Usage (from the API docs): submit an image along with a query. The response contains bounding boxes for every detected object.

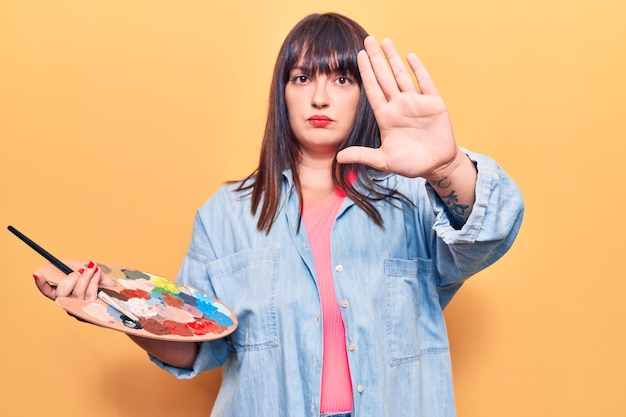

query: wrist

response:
[424,148,469,187]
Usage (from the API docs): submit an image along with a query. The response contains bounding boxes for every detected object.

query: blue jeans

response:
[320,413,351,417]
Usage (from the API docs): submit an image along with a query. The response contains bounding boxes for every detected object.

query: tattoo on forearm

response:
[428,176,451,189]
[428,178,470,227]
[440,190,469,221]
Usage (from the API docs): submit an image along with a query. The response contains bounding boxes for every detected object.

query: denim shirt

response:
[152,151,524,417]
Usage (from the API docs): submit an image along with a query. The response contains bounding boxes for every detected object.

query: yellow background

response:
[1,1,624,416]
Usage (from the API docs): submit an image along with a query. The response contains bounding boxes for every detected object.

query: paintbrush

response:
[97,291,140,321]
[97,290,142,329]
[7,225,74,275]
[8,225,144,330]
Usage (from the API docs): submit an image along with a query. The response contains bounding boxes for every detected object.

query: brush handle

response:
[7,225,74,275]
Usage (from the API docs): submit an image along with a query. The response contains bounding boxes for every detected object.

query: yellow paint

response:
[1,1,625,416]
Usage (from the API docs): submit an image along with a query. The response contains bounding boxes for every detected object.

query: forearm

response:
[128,334,199,370]
[426,147,477,228]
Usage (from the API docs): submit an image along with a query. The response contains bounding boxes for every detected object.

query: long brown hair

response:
[237,12,408,233]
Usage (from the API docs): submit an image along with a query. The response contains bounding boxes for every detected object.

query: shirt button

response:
[335,265,343,272]
[357,385,364,393]
[341,300,349,308]
[348,343,356,351]
[303,243,309,250]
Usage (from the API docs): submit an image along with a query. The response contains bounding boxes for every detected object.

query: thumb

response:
[33,272,57,300]
[337,146,387,170]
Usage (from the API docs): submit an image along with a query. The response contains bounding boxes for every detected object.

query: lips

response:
[308,115,332,127]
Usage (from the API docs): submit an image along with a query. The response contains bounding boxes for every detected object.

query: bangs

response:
[282,14,366,81]
[292,39,360,78]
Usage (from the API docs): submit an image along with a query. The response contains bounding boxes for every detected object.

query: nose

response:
[311,78,329,109]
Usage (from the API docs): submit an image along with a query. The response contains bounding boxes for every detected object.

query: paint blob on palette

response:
[37,261,238,342]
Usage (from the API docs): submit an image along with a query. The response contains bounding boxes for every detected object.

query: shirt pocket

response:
[385,257,424,365]
[206,247,279,352]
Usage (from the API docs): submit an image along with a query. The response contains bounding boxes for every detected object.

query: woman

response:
[34,12,524,417]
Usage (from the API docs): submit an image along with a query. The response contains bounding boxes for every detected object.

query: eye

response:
[291,75,310,84]
[336,76,352,85]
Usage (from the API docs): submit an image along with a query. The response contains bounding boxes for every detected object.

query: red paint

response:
[188,318,223,335]
[120,288,150,300]
[162,320,194,337]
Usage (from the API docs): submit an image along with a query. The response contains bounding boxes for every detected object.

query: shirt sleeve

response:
[149,208,235,379]
[149,334,230,379]
[424,150,524,306]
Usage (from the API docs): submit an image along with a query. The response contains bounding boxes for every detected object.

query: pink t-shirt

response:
[303,190,353,413]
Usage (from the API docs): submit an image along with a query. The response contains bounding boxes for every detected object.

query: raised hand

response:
[336,36,459,180]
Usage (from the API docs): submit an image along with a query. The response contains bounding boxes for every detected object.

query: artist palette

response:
[37,261,238,342]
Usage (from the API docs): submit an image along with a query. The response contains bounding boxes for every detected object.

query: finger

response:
[380,38,417,93]
[358,48,388,112]
[71,266,94,299]
[336,146,388,171]
[406,52,439,96]
[33,273,57,300]
[362,36,400,100]
[55,271,82,298]
[85,267,104,301]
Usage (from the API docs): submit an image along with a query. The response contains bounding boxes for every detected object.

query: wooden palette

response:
[37,261,238,342]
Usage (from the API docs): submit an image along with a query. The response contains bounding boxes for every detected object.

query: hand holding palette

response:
[9,225,237,342]
[37,260,238,341]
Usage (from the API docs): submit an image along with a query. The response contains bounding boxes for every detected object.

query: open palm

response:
[337,36,458,180]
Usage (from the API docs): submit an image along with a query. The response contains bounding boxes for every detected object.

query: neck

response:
[298,153,336,204]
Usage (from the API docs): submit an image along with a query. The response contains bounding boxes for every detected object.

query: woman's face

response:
[285,63,361,159]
